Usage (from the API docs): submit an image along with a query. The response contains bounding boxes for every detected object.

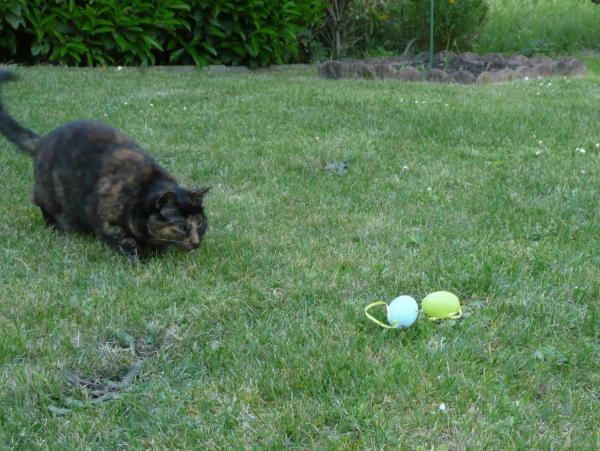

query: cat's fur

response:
[0,70,210,261]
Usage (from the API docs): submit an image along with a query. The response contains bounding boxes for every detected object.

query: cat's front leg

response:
[98,223,141,263]
[118,237,141,264]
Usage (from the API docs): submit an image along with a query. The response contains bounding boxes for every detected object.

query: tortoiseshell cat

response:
[0,71,210,261]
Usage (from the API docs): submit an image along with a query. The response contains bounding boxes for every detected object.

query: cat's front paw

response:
[119,238,141,263]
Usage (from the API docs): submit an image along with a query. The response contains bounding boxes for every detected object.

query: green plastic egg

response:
[421,291,461,320]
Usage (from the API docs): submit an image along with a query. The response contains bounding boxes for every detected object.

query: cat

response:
[0,70,210,262]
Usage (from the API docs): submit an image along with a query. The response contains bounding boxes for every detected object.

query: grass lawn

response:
[476,0,600,55]
[1,61,599,449]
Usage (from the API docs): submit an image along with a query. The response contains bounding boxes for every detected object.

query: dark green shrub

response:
[376,0,489,54]
[321,0,488,57]
[0,0,26,57]
[0,0,327,67]
[168,0,326,67]
[25,0,190,66]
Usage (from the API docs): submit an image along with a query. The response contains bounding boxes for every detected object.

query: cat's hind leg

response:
[33,195,62,230]
[39,206,57,228]
[33,187,63,230]
[37,206,73,232]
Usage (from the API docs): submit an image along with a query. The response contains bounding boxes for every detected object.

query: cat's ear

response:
[189,187,211,205]
[155,190,177,210]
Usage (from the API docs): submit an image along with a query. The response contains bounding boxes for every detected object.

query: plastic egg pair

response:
[365,291,462,329]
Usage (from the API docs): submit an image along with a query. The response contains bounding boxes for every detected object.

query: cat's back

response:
[35,120,163,180]
[38,120,139,163]
[32,120,168,229]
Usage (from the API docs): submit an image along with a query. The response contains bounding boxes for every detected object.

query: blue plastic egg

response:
[387,295,419,328]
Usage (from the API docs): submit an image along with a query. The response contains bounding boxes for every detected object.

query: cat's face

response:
[146,188,209,251]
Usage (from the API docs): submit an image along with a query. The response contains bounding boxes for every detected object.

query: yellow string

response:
[426,304,462,321]
[364,301,398,329]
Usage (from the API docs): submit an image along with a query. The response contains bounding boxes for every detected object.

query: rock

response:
[394,66,422,81]
[451,70,476,84]
[476,71,493,84]
[374,63,395,79]
[385,55,415,68]
[530,55,554,66]
[318,53,583,84]
[427,68,450,83]
[318,60,348,79]
[477,68,517,83]
[482,53,506,67]
[434,51,458,66]
[496,68,517,82]
[414,52,431,65]
[459,52,483,66]
[556,57,586,76]
[514,66,536,79]
[353,62,377,79]
[532,63,556,77]
[506,55,530,68]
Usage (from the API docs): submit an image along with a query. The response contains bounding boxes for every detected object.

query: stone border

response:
[318,52,586,84]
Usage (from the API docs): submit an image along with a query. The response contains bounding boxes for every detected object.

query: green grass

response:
[475,0,600,55]
[1,64,599,449]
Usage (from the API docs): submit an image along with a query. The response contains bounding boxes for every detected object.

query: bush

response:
[321,0,489,57]
[0,0,327,67]
[169,0,326,67]
[0,0,26,57]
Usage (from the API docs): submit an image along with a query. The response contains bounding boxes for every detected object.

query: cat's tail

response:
[0,71,41,157]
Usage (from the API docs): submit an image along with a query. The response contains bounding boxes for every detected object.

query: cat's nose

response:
[189,231,200,248]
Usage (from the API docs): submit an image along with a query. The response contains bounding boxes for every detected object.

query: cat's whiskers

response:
[148,238,182,245]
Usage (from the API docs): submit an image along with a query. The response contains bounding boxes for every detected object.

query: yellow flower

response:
[449,0,457,4]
